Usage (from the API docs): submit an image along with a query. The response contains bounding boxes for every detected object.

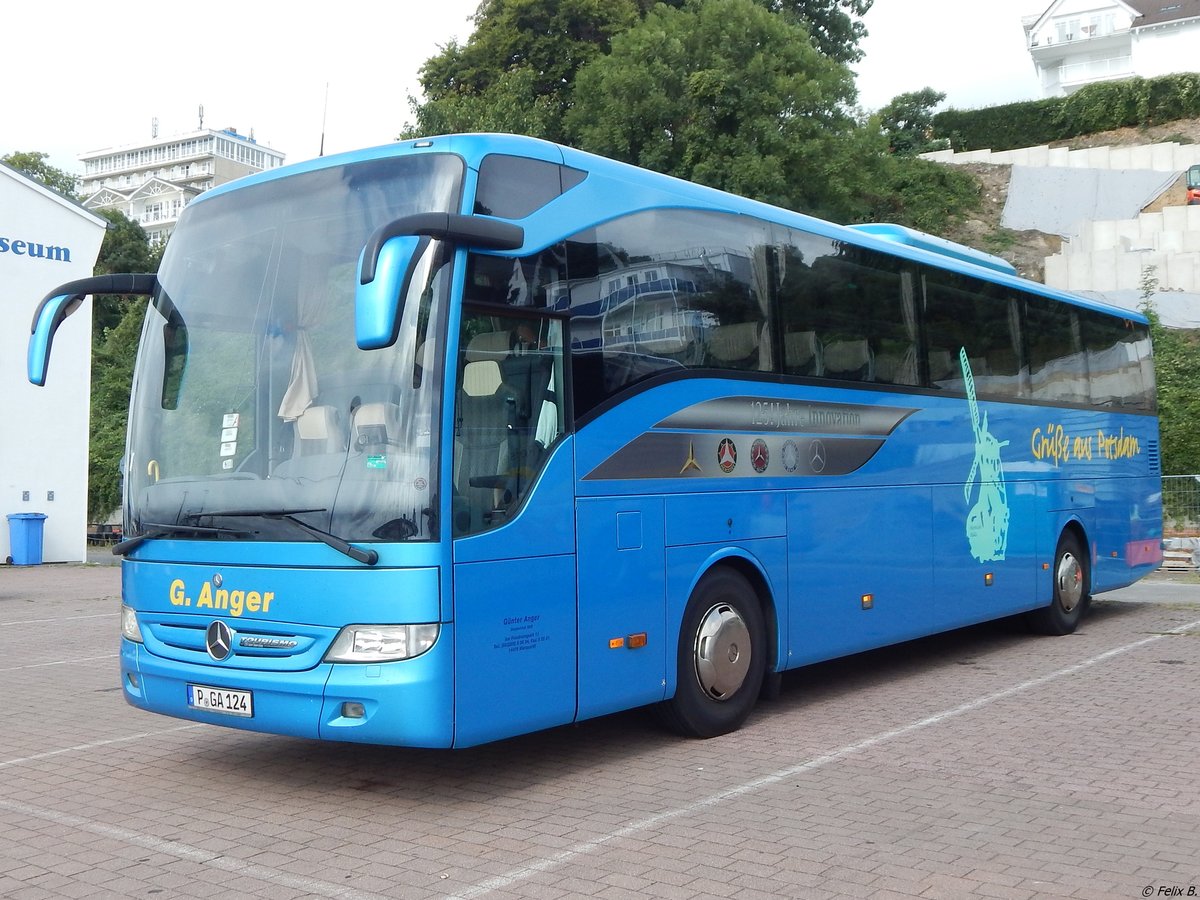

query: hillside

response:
[939,117,1200,284]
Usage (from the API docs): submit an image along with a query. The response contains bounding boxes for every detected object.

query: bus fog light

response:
[342,701,366,719]
[324,623,439,662]
[121,605,144,643]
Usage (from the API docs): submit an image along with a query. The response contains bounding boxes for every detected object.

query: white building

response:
[1025,0,1200,97]
[1,163,106,564]
[79,126,285,244]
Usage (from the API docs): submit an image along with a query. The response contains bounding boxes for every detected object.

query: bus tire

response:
[1027,531,1090,635]
[659,567,766,738]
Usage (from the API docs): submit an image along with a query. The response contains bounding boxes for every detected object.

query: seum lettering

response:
[1030,423,1141,466]
[0,235,72,262]
[168,578,275,617]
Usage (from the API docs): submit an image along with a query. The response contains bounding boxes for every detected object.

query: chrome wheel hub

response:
[694,603,751,701]
[1056,551,1084,613]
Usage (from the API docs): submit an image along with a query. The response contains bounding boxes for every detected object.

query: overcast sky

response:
[2,0,1044,177]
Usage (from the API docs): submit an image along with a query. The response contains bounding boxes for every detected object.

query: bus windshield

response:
[125,154,463,546]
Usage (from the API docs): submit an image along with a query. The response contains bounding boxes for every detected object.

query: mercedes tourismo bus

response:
[28,134,1162,748]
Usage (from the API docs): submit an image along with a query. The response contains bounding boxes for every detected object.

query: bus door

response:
[449,309,578,747]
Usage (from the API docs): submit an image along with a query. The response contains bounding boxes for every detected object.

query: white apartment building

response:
[1025,0,1200,97]
[79,127,285,244]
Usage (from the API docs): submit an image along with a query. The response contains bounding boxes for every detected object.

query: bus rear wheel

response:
[659,567,767,738]
[1027,531,1090,635]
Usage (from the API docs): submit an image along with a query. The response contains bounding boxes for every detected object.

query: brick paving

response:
[0,562,1196,899]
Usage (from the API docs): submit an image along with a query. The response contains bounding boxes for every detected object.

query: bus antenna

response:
[319,83,329,157]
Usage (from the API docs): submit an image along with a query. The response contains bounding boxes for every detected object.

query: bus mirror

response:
[356,213,523,350]
[27,273,156,385]
[356,235,427,350]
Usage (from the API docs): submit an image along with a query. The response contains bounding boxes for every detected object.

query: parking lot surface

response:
[0,561,1197,900]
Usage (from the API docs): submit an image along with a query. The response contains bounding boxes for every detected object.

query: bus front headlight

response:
[121,605,143,643]
[324,624,439,662]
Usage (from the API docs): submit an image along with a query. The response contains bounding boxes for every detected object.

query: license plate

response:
[187,684,253,717]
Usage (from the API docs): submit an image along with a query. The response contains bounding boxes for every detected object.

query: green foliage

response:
[933,73,1200,152]
[566,0,861,217]
[878,87,946,156]
[1140,269,1200,476]
[1,150,80,199]
[403,0,873,143]
[860,155,981,233]
[89,304,146,521]
[756,0,874,64]
[933,98,1067,153]
[92,208,163,336]
[406,0,642,141]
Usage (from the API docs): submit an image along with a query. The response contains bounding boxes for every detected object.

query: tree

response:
[1140,269,1200,476]
[878,87,947,156]
[404,0,873,141]
[406,0,641,141]
[1,150,79,199]
[87,211,163,522]
[566,0,863,218]
[757,0,873,64]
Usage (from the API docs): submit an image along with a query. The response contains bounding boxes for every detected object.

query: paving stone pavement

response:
[0,562,1197,899]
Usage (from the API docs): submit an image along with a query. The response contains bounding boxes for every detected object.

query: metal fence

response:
[1163,474,1200,536]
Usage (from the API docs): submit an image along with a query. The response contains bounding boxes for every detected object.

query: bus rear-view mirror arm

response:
[28,273,157,386]
[355,213,524,351]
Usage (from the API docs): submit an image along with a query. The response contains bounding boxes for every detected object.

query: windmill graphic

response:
[961,348,1009,562]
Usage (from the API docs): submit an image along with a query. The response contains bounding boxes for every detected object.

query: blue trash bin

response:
[7,513,48,566]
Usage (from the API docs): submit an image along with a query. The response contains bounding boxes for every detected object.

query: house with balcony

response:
[78,126,285,244]
[1025,0,1200,97]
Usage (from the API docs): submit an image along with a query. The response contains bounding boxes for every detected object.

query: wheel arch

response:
[682,548,781,676]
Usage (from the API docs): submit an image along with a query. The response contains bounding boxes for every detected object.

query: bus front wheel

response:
[1028,531,1090,635]
[659,567,767,738]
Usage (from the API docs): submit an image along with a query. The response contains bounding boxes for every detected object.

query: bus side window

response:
[453,312,565,537]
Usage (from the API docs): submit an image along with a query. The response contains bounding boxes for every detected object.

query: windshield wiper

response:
[112,522,252,557]
[204,509,379,566]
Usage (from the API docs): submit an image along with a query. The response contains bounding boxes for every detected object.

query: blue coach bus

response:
[29,134,1161,747]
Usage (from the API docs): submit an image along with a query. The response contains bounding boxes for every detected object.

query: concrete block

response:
[1164,253,1196,291]
[1118,252,1145,289]
[1067,253,1094,289]
[1117,220,1143,248]
[1129,146,1155,169]
[1152,143,1178,171]
[1086,147,1111,169]
[1027,145,1051,167]
[1163,206,1189,231]
[1044,253,1069,289]
[1156,230,1185,253]
[1110,147,1133,169]
[1182,231,1200,252]
[1092,249,1119,290]
[1140,212,1164,239]
[1089,220,1119,251]
[1048,147,1071,166]
[1068,149,1091,168]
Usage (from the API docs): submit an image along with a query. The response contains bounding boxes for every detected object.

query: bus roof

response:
[193,132,1149,326]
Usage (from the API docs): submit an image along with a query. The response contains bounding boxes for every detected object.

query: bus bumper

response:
[120,626,456,748]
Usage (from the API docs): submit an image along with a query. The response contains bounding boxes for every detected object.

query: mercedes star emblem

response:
[809,439,827,474]
[205,620,233,661]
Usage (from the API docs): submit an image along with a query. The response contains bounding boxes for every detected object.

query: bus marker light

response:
[984,573,994,587]
[1043,563,1050,570]
[627,633,648,649]
[861,594,874,610]
[342,702,366,719]
[609,638,625,649]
